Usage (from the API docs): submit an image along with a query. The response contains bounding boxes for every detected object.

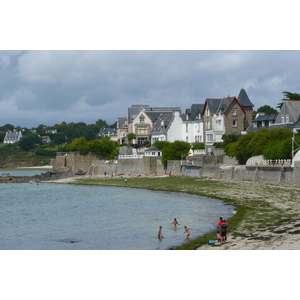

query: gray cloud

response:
[0,50,300,128]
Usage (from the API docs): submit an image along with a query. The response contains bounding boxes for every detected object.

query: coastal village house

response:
[203,89,254,153]
[150,110,183,143]
[247,112,277,132]
[117,104,181,145]
[181,104,205,144]
[3,130,23,144]
[270,100,300,130]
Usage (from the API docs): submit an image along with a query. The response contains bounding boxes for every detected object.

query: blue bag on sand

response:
[208,240,215,245]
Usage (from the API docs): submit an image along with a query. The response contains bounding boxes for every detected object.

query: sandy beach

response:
[44,174,300,250]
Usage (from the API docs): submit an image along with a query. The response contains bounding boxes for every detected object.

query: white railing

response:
[118,155,144,159]
[192,149,206,155]
[247,159,292,167]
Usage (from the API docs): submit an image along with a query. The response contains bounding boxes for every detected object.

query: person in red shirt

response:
[217,217,224,228]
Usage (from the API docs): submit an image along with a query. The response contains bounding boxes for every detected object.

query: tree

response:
[66,137,88,154]
[18,134,41,151]
[161,141,190,166]
[52,132,66,149]
[252,105,278,119]
[127,133,136,145]
[0,123,14,132]
[192,142,205,149]
[153,141,170,150]
[96,119,108,129]
[0,131,5,142]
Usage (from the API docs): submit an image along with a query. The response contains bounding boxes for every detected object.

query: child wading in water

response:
[170,218,180,229]
[184,226,192,239]
[158,226,164,239]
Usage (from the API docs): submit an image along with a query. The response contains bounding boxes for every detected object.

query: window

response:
[140,116,145,123]
[233,119,237,127]
[207,134,213,142]
[206,121,211,130]
[286,114,289,123]
[281,115,285,123]
[137,126,148,135]
[206,109,210,116]
[186,124,188,133]
[232,108,237,116]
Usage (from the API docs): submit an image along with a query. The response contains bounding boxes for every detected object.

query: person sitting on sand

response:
[184,226,191,239]
[170,218,180,229]
[158,226,164,239]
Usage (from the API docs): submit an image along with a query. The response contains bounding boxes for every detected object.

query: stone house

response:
[117,104,182,145]
[202,89,254,152]
[3,130,23,144]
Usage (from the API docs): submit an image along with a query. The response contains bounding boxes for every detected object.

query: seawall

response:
[51,152,300,184]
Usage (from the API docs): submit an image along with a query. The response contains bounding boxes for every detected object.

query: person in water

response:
[170,218,180,229]
[158,226,164,239]
[184,226,191,239]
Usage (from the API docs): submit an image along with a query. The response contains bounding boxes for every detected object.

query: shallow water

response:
[0,181,234,250]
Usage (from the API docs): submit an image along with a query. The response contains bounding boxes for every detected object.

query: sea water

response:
[0,179,235,250]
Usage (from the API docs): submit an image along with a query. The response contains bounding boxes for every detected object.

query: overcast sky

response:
[1,1,299,129]
[0,50,299,128]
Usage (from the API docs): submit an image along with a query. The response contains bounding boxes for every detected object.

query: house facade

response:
[3,130,23,144]
[270,100,300,130]
[203,89,254,152]
[150,110,183,143]
[117,104,182,145]
[247,113,277,132]
[181,104,205,144]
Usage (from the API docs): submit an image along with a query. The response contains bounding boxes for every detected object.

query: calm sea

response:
[0,171,235,250]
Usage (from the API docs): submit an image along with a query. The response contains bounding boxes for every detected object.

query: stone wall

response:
[52,152,300,184]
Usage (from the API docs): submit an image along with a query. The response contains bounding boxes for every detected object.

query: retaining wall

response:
[52,152,300,184]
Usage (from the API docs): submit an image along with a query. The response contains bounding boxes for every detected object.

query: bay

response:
[0,180,234,250]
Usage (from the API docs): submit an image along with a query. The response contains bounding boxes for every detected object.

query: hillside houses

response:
[116,88,255,153]
[3,130,22,144]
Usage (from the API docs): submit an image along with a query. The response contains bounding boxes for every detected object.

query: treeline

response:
[220,128,300,164]
[0,119,117,159]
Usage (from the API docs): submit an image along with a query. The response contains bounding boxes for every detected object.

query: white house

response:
[150,110,183,143]
[181,104,205,144]
[3,130,23,144]
[144,146,162,157]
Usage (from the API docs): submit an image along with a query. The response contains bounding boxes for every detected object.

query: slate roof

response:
[117,117,127,128]
[247,114,278,132]
[151,113,174,134]
[238,88,254,107]
[206,97,233,114]
[182,104,205,121]
[4,131,22,143]
[144,146,161,152]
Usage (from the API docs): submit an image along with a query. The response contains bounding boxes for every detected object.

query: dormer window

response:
[140,116,145,123]
[286,114,289,123]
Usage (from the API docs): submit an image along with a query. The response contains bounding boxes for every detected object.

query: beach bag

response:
[208,240,215,245]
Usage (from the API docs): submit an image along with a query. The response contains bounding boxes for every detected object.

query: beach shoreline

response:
[43,174,300,250]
